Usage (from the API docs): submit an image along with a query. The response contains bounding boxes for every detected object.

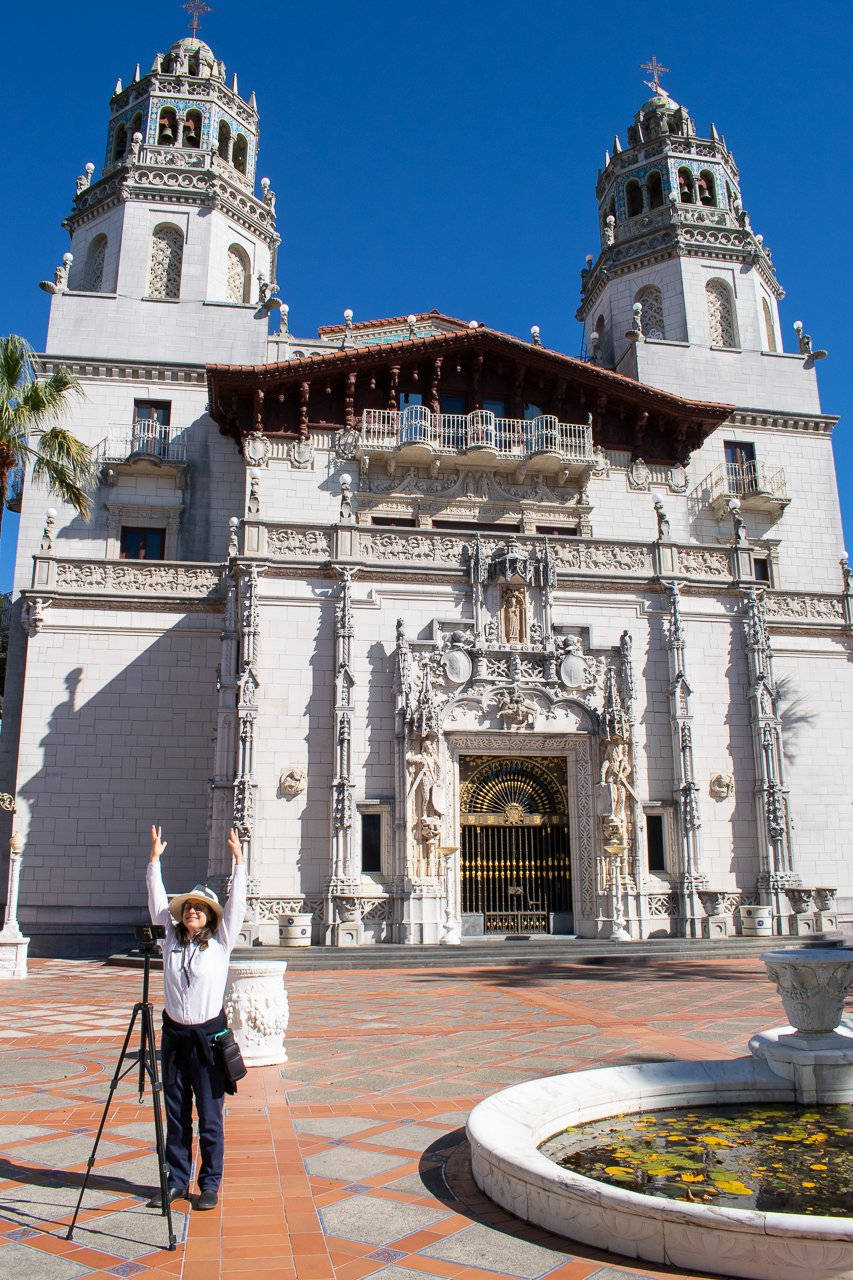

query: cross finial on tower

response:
[183,0,212,38]
[641,55,670,96]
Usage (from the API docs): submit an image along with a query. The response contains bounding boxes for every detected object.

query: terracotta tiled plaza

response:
[0,955,794,1280]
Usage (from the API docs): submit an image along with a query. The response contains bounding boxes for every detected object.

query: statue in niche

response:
[597,740,637,852]
[406,733,445,877]
[503,588,526,644]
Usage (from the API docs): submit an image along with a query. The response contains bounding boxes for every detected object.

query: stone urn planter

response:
[761,947,853,1034]
[224,958,289,1066]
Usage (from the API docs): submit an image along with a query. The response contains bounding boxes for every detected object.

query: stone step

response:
[108,933,841,973]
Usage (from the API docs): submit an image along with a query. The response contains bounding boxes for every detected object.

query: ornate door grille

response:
[460,757,571,934]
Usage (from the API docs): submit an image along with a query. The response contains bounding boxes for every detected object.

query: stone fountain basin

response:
[467,1056,853,1280]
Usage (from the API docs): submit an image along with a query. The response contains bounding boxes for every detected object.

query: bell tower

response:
[43,35,280,365]
[576,63,820,413]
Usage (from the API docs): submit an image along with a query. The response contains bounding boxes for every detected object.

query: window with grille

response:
[81,235,107,292]
[148,225,184,299]
[226,244,251,303]
[635,285,665,340]
[706,279,737,348]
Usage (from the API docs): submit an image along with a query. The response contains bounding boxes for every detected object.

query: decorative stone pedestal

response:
[224,959,288,1066]
[788,911,816,936]
[817,911,839,933]
[701,913,729,940]
[0,835,29,979]
[699,891,730,940]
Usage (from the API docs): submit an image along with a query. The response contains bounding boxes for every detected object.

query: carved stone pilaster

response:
[326,568,357,943]
[743,587,799,927]
[663,582,707,936]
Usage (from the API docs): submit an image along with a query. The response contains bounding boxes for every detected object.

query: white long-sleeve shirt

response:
[147,860,248,1025]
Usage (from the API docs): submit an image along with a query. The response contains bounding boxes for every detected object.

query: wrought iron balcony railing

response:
[94,422,188,464]
[360,408,594,462]
[688,459,789,517]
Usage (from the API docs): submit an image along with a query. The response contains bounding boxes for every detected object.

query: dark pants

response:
[161,1015,226,1193]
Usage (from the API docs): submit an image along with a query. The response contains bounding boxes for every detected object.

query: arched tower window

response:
[183,109,202,148]
[706,279,738,348]
[148,224,184,299]
[157,108,178,146]
[226,244,251,303]
[82,234,107,292]
[113,123,128,162]
[217,120,231,160]
[698,170,716,206]
[678,167,695,203]
[635,286,665,340]
[762,297,778,353]
[233,134,248,174]
[646,170,663,209]
[625,179,643,217]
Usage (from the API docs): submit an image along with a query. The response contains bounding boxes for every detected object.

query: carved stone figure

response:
[495,685,536,730]
[653,498,670,541]
[247,472,260,515]
[278,766,307,799]
[597,740,636,849]
[709,771,734,800]
[406,733,444,877]
[503,588,526,644]
[339,474,354,522]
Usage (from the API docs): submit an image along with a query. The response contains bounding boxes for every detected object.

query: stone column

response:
[0,831,29,979]
[326,568,361,945]
[663,582,706,936]
[742,587,799,929]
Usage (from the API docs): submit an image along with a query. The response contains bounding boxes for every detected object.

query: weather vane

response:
[183,0,212,39]
[641,55,670,96]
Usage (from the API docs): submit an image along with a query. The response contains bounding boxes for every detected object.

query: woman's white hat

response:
[168,884,223,924]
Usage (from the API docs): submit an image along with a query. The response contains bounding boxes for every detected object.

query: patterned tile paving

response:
[0,954,788,1278]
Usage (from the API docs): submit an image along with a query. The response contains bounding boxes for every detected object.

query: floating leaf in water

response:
[604,1166,635,1180]
[810,1163,828,1171]
[680,1173,705,1182]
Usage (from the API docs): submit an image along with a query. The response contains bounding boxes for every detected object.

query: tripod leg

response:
[66,1003,142,1241]
[142,1002,177,1249]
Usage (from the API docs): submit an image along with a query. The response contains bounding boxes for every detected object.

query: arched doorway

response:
[459,756,572,934]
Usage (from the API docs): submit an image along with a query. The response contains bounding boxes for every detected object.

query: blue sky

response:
[1,0,850,589]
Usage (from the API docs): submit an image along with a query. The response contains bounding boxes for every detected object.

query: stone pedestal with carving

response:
[699,891,730,940]
[224,959,288,1066]
[814,888,838,935]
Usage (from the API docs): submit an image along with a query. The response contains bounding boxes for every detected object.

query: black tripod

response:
[66,936,176,1250]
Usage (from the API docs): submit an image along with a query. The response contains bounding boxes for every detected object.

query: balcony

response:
[95,422,188,465]
[359,408,595,481]
[689,460,789,518]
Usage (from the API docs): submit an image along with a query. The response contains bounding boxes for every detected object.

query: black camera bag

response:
[213,1028,247,1088]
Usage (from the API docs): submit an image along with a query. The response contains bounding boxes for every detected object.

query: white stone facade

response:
[1,40,850,953]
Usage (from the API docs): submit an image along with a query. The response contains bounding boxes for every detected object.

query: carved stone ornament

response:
[335,429,360,460]
[560,651,588,691]
[785,887,815,915]
[288,439,314,469]
[442,647,472,686]
[761,949,853,1034]
[224,959,289,1065]
[628,458,651,491]
[278,766,307,799]
[242,432,272,468]
[494,684,537,730]
[709,771,735,800]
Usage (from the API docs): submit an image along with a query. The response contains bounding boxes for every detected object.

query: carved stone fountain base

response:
[750,1022,853,1104]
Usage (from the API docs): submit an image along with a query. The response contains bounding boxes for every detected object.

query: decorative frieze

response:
[762,593,844,623]
[48,559,221,597]
[265,527,330,559]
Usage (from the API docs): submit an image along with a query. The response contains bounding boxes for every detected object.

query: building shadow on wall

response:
[15,613,221,958]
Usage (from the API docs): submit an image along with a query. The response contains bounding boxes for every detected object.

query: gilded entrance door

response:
[459,756,571,934]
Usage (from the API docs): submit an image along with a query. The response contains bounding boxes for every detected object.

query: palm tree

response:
[0,334,98,538]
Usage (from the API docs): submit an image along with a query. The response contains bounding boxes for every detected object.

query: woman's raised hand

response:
[227,827,244,865]
[150,824,167,862]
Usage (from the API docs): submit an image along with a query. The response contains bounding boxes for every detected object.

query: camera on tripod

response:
[135,922,165,954]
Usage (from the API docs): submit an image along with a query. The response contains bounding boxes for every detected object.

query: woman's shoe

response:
[146,1186,188,1208]
[195,1189,218,1210]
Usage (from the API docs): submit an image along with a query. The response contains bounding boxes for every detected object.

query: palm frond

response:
[28,453,93,521]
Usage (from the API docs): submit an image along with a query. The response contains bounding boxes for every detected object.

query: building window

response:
[634,285,665,340]
[120,527,166,560]
[183,109,202,148]
[646,170,664,208]
[725,441,757,495]
[645,812,667,873]
[706,278,738,348]
[217,119,231,160]
[113,123,128,162]
[440,393,465,414]
[361,812,382,874]
[698,169,716,206]
[535,525,578,537]
[762,298,778,353]
[753,556,770,583]
[233,133,248,174]
[678,167,695,203]
[148,224,184,299]
[81,235,107,292]
[625,179,643,217]
[132,400,171,454]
